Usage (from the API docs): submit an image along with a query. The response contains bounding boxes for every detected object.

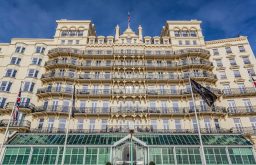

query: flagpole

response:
[61,84,75,165]
[189,77,206,165]
[0,81,23,161]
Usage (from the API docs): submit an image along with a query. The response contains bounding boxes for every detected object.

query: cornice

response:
[206,36,247,45]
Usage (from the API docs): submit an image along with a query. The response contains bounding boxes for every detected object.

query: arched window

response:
[190,28,197,37]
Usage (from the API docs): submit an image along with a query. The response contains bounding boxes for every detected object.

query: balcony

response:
[0,102,36,114]
[227,106,256,115]
[48,48,113,58]
[223,88,256,97]
[47,48,210,59]
[0,119,31,131]
[45,59,112,70]
[37,87,221,99]
[32,105,226,116]
[28,126,253,135]
[41,71,217,83]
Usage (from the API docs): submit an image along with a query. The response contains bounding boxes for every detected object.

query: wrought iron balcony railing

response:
[1,102,36,112]
[48,48,210,58]
[223,88,256,97]
[37,87,221,97]
[227,106,256,114]
[33,105,226,115]
[0,119,31,128]
[41,71,217,81]
[29,126,256,135]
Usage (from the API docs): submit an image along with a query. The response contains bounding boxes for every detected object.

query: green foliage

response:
[149,161,155,165]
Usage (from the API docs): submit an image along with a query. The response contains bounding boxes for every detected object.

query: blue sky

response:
[0,0,256,52]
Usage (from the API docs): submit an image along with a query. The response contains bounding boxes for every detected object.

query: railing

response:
[4,102,36,111]
[29,126,256,135]
[41,71,217,81]
[44,59,213,68]
[33,105,226,114]
[223,88,256,96]
[227,106,256,114]
[37,87,221,96]
[0,119,31,128]
[48,48,210,57]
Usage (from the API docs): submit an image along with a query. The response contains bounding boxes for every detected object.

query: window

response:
[212,49,219,55]
[233,118,243,132]
[190,31,197,37]
[175,119,181,131]
[27,69,39,78]
[89,119,95,131]
[68,40,73,45]
[173,101,179,112]
[174,31,180,37]
[228,100,237,113]
[223,84,231,94]
[233,70,241,78]
[0,97,7,108]
[178,40,182,45]
[247,68,256,76]
[35,46,45,54]
[77,119,83,130]
[238,45,245,52]
[214,119,220,130]
[163,119,169,130]
[250,117,256,129]
[215,59,223,67]
[10,57,21,65]
[170,85,177,94]
[204,118,211,133]
[243,99,253,112]
[151,120,157,130]
[15,46,26,53]
[181,31,189,37]
[192,118,198,132]
[101,119,107,130]
[0,81,12,92]
[5,69,17,77]
[75,40,79,44]
[31,58,42,65]
[185,40,190,45]
[238,83,246,93]
[23,82,35,92]
[48,118,54,132]
[192,40,197,45]
[61,40,65,44]
[219,71,227,79]
[242,56,251,64]
[229,58,237,66]
[38,119,44,129]
[225,47,232,54]
[59,118,66,132]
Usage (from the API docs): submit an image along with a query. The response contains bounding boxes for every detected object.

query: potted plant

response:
[149,161,155,165]
[105,162,112,165]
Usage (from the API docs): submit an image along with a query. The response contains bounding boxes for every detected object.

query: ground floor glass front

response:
[2,146,256,165]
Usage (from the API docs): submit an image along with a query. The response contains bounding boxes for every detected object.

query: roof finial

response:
[128,12,131,29]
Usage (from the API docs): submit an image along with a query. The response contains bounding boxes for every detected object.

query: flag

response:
[71,85,76,118]
[13,85,22,121]
[190,79,217,106]
[251,77,256,87]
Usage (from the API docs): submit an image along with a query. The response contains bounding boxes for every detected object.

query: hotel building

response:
[0,19,256,164]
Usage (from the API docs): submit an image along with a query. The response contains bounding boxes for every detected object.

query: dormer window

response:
[61,30,68,37]
[134,39,137,43]
[145,40,150,44]
[98,39,104,44]
[89,39,94,44]
[61,30,84,37]
[108,40,112,44]
[164,40,168,44]
[154,40,159,44]
[127,38,131,44]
